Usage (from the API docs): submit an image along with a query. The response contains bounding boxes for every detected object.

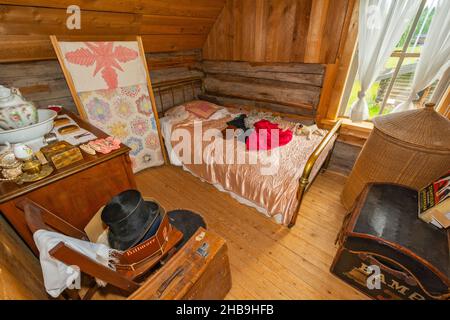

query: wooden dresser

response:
[0,111,136,255]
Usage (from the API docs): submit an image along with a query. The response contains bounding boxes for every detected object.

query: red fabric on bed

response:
[246,119,293,151]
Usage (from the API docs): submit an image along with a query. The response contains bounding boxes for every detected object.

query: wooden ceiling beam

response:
[0,34,206,62]
[0,0,226,61]
[0,5,216,35]
[0,0,226,18]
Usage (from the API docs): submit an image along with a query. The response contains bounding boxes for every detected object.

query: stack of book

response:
[418,171,450,229]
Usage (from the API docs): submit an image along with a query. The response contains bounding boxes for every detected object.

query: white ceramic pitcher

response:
[0,85,38,130]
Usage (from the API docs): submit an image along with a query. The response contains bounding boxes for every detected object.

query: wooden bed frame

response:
[145,76,342,228]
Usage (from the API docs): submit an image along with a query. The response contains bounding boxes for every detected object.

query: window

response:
[339,0,444,119]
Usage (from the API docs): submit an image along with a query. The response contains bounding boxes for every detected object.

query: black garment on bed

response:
[226,114,248,131]
[168,210,207,248]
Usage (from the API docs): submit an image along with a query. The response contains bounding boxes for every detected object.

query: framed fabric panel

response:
[57,41,147,93]
[51,36,166,172]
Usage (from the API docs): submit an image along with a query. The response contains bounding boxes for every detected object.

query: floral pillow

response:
[184,100,220,119]
[78,84,164,173]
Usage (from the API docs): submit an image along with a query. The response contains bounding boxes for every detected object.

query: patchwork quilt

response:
[58,41,164,172]
[79,84,164,172]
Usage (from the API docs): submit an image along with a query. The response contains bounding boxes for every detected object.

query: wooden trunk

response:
[129,228,232,300]
[332,184,450,300]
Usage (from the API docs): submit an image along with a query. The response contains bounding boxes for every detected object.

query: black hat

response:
[101,190,161,251]
[168,210,206,248]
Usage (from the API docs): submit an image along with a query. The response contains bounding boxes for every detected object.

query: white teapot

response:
[0,85,38,130]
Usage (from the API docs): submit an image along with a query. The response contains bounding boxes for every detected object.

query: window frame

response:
[338,0,444,119]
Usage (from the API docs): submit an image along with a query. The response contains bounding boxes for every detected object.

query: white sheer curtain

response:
[349,0,421,121]
[393,0,450,112]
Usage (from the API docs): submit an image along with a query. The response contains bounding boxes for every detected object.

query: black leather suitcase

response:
[331,184,450,300]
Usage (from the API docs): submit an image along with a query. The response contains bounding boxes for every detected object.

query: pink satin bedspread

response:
[166,108,336,225]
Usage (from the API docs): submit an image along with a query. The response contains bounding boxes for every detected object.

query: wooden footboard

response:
[288,119,343,228]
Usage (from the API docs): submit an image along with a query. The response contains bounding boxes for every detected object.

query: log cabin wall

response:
[0,1,360,299]
[0,0,217,113]
[0,0,355,119]
[203,0,351,64]
[201,0,354,118]
[0,1,225,61]
[201,61,325,117]
[0,50,204,114]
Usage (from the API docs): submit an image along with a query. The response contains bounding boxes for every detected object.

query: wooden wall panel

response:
[0,215,47,299]
[0,0,354,122]
[291,0,313,62]
[0,34,206,62]
[316,0,358,122]
[203,60,324,86]
[319,0,350,63]
[0,5,217,36]
[0,5,141,35]
[0,0,225,18]
[0,0,225,61]
[203,0,352,64]
[202,60,325,116]
[264,0,297,62]
[0,50,203,114]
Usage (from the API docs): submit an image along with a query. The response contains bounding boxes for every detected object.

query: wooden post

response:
[50,35,88,120]
[136,36,168,164]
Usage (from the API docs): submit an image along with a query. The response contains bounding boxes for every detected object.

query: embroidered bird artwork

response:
[64,42,139,89]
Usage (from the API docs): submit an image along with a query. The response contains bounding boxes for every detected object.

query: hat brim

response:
[108,201,160,251]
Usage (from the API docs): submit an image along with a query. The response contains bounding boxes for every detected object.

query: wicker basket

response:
[342,104,450,209]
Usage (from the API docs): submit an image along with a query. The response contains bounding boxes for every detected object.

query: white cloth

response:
[349,0,421,121]
[393,0,450,112]
[33,229,117,298]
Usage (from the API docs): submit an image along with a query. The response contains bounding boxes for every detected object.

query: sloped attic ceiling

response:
[0,0,353,64]
[0,0,226,61]
[204,0,354,64]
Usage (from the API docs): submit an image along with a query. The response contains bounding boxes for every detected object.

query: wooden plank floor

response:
[136,165,367,300]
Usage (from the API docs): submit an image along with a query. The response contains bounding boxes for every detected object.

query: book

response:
[418,171,450,228]
[432,208,450,229]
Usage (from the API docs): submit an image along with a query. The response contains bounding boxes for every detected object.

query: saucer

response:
[17,164,53,184]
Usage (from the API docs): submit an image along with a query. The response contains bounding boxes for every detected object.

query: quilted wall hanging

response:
[51,36,165,172]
